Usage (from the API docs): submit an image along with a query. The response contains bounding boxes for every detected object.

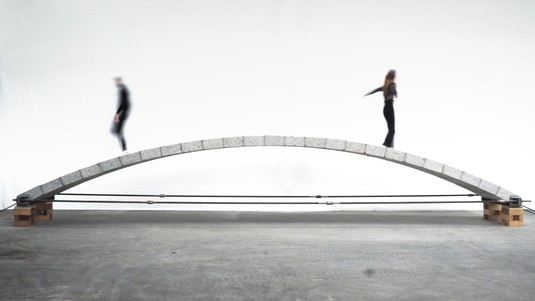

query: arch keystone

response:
[202,138,223,150]
[265,135,285,146]
[305,137,326,148]
[285,136,305,147]
[244,136,264,146]
[223,137,244,148]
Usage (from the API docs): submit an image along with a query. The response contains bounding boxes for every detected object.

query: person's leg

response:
[119,133,127,151]
[383,103,395,147]
[115,119,127,151]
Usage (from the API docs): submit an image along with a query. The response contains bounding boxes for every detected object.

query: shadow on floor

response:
[13,210,496,227]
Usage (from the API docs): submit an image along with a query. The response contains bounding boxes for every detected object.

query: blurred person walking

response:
[364,70,398,148]
[112,77,130,152]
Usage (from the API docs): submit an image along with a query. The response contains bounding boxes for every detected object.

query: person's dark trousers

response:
[113,118,128,151]
[382,101,395,148]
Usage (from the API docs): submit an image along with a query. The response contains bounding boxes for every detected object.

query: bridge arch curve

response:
[18,136,516,202]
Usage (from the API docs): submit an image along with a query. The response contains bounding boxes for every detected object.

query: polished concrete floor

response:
[1,210,534,301]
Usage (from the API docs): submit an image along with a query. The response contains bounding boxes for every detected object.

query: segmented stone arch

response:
[18,136,516,201]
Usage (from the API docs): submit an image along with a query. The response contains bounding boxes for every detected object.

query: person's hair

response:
[382,69,396,96]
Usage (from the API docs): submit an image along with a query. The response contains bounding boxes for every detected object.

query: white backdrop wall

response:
[1,0,534,211]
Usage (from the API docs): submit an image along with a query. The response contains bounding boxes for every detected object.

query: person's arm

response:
[115,88,128,121]
[115,106,124,122]
[364,87,382,96]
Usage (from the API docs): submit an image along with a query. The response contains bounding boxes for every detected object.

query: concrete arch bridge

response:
[14,136,524,227]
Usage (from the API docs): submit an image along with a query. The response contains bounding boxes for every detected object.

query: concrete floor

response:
[1,210,534,301]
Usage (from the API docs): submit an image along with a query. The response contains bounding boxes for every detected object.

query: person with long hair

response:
[112,77,130,152]
[364,69,397,148]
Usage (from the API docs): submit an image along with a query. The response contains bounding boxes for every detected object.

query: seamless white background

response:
[1,0,534,211]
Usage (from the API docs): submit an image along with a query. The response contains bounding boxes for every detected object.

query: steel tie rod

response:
[58,193,480,198]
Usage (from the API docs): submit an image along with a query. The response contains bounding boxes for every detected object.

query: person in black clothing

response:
[364,69,398,148]
[112,77,130,151]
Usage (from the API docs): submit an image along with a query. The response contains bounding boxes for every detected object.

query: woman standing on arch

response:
[364,69,398,148]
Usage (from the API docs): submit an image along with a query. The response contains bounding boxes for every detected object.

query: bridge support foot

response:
[13,195,54,227]
[483,202,502,222]
[483,201,523,227]
[13,205,36,227]
[35,201,53,222]
[500,205,523,227]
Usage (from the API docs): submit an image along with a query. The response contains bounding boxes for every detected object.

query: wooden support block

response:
[14,206,35,216]
[13,205,36,227]
[14,218,34,227]
[483,203,502,222]
[500,206,523,227]
[35,202,53,222]
[36,213,53,221]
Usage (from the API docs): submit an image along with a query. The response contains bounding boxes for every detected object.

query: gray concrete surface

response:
[1,210,534,301]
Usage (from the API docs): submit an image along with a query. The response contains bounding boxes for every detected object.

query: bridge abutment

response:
[483,197,523,227]
[13,195,53,227]
[13,204,36,227]
[35,200,53,222]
